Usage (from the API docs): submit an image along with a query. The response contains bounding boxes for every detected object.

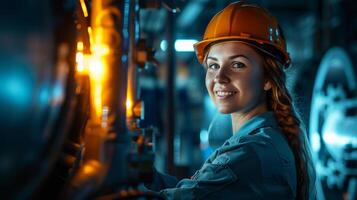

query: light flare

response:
[75,41,90,74]
[126,98,133,118]
[80,0,89,17]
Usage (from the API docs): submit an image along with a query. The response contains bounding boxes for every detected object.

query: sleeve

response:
[159,163,237,199]
[158,144,263,200]
[145,167,179,192]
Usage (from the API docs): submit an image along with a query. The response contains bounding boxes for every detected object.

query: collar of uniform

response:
[227,111,279,144]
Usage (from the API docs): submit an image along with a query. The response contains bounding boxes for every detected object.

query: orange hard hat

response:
[194,1,291,68]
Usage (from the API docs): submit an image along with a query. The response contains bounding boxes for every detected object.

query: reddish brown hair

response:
[262,56,311,200]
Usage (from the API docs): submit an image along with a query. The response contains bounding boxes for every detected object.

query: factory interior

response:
[0,0,356,199]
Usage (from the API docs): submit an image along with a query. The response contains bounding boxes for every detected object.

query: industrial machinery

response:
[0,0,165,199]
[310,47,357,200]
[60,0,159,198]
[3,0,355,199]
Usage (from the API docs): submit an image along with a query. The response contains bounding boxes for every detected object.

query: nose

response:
[214,67,230,84]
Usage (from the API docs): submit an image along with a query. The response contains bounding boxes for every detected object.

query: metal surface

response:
[310,47,357,200]
[65,0,158,198]
[67,1,133,197]
[0,1,77,198]
[165,10,176,174]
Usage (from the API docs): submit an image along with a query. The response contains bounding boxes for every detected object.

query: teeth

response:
[215,91,236,96]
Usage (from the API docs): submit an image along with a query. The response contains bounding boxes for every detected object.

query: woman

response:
[147,1,316,199]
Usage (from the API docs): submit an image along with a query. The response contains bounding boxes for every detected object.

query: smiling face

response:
[205,41,270,114]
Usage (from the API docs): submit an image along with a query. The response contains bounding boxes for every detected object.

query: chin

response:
[217,107,234,114]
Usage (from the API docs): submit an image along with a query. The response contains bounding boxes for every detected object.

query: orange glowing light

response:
[80,0,89,17]
[88,27,93,47]
[133,101,143,118]
[84,0,116,122]
[93,43,110,56]
[87,27,110,119]
[76,52,84,70]
[87,55,106,118]
[89,58,104,78]
[126,98,133,117]
[93,84,102,117]
[75,41,89,74]
[83,164,94,174]
[126,55,134,119]
[77,41,84,51]
[75,41,90,75]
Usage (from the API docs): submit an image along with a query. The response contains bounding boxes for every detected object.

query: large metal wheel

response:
[309,47,357,200]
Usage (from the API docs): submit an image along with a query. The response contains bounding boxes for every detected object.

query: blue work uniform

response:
[148,111,297,199]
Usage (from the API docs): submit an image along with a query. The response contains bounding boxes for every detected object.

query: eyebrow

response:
[207,54,250,61]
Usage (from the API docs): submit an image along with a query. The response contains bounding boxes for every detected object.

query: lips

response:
[215,90,237,99]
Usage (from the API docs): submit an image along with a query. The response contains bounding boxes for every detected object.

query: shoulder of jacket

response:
[239,126,283,145]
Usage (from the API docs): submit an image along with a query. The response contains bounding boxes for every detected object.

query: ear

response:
[264,80,272,91]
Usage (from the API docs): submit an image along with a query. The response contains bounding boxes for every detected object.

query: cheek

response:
[236,71,265,95]
[246,73,266,99]
[250,76,264,89]
[205,72,213,91]
[247,68,265,88]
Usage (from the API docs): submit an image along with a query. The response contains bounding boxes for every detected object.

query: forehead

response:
[207,41,261,60]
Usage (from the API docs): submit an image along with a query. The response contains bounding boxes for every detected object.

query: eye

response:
[232,62,245,69]
[207,63,220,70]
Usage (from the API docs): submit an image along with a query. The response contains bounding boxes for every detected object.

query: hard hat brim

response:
[194,36,291,68]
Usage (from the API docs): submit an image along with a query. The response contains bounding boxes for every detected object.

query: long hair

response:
[261,55,315,200]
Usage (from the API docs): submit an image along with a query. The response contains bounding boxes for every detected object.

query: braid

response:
[263,57,309,200]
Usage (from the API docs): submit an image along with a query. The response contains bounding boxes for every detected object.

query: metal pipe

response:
[165,11,176,174]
